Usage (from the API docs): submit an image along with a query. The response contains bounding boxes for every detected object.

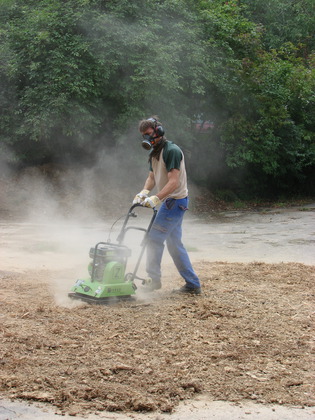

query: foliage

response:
[242,0,315,53]
[219,43,315,195]
[0,0,314,197]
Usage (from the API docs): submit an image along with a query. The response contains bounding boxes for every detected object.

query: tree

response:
[0,0,314,197]
[0,0,208,162]
[219,45,315,195]
[241,0,315,54]
[193,0,315,196]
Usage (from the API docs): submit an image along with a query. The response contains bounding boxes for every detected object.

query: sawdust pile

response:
[0,261,314,416]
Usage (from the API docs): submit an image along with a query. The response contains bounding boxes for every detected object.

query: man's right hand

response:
[133,189,150,204]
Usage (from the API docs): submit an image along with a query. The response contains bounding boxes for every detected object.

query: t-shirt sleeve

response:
[164,147,182,171]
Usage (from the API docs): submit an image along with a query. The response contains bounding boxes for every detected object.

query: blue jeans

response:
[146,197,201,289]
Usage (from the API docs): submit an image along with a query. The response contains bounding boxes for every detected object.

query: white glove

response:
[133,189,150,204]
[142,195,161,208]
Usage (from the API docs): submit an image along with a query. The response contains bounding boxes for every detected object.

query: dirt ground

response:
[1,261,314,417]
[0,167,314,418]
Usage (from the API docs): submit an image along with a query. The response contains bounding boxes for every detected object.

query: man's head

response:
[139,117,165,150]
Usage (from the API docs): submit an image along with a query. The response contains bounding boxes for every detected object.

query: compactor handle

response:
[128,202,157,213]
[116,204,157,244]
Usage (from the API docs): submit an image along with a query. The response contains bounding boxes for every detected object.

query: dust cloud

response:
[0,142,166,306]
[1,141,314,309]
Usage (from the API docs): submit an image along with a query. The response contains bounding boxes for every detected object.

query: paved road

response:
[1,396,315,420]
[184,204,315,266]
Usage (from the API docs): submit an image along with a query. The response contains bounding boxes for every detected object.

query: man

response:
[133,116,201,295]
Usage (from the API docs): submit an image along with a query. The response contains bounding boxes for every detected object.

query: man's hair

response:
[138,115,161,133]
[139,116,166,161]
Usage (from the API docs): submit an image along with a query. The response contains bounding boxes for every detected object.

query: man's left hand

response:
[142,195,161,208]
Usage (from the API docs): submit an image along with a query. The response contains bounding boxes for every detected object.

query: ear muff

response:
[155,125,165,137]
[147,117,165,137]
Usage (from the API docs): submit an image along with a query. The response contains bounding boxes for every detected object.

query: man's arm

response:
[143,171,156,191]
[133,172,156,205]
[140,169,179,208]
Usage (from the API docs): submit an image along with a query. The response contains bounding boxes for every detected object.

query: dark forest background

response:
[0,0,314,200]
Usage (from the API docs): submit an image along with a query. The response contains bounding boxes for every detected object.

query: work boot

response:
[141,278,162,292]
[172,284,202,295]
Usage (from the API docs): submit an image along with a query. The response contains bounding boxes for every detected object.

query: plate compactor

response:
[68,204,157,304]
